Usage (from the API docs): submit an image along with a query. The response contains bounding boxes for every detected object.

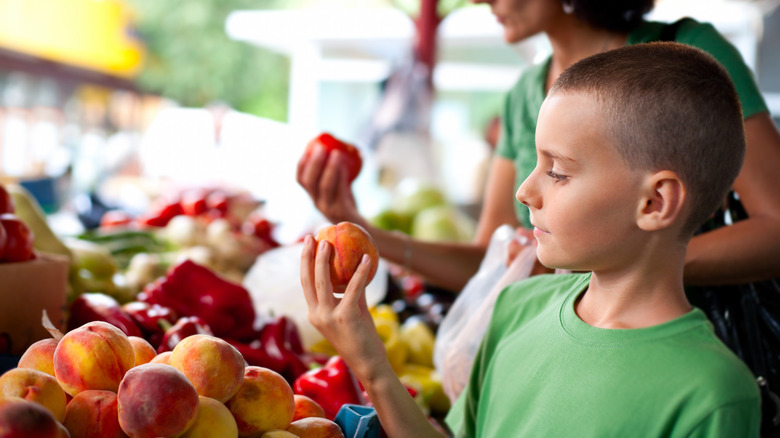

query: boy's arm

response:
[300,236,445,438]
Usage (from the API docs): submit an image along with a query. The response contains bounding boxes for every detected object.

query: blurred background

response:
[0,0,777,240]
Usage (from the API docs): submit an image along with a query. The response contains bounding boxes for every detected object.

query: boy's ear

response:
[636,170,687,232]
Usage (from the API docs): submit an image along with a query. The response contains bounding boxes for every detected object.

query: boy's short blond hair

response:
[550,42,746,236]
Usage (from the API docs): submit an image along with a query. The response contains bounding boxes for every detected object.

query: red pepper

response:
[226,316,328,384]
[121,301,178,349]
[156,316,213,353]
[135,196,183,228]
[293,356,368,420]
[67,293,143,337]
[139,260,255,339]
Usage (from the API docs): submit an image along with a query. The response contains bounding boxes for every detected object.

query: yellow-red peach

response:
[169,334,245,403]
[54,321,134,397]
[0,396,64,438]
[128,336,157,367]
[314,222,379,293]
[150,351,172,365]
[117,363,199,438]
[225,366,295,436]
[261,431,298,438]
[63,389,128,438]
[180,396,238,438]
[292,394,326,421]
[286,417,345,438]
[17,338,59,377]
[0,368,67,422]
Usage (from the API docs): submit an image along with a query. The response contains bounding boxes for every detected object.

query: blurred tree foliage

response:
[127,0,293,121]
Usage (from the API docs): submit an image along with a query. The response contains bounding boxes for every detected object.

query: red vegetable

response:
[0,214,34,262]
[0,185,14,214]
[293,356,368,420]
[228,316,327,384]
[67,293,143,337]
[304,133,362,183]
[139,260,255,338]
[122,301,179,349]
[156,316,213,353]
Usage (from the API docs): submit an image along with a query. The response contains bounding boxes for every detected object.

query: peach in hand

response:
[63,389,128,438]
[225,366,295,436]
[180,396,238,438]
[54,321,135,397]
[286,417,345,438]
[0,367,68,422]
[17,338,59,377]
[117,363,200,438]
[169,334,245,403]
[314,222,379,293]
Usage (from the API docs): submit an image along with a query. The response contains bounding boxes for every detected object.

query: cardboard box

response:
[0,252,69,356]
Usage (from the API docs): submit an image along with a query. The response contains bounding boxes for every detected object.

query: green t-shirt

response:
[497,19,769,229]
[445,273,761,437]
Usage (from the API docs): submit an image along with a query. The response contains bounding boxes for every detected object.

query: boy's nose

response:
[516,173,540,209]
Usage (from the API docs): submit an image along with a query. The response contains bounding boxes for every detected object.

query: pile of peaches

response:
[0,321,343,437]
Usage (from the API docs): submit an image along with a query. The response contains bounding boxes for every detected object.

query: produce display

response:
[0,132,459,436]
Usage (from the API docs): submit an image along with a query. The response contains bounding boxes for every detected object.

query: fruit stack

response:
[0,322,348,437]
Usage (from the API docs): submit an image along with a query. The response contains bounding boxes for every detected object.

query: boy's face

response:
[516,92,648,272]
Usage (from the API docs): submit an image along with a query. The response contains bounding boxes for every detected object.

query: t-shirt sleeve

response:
[675,20,768,119]
[684,399,761,438]
[495,87,518,160]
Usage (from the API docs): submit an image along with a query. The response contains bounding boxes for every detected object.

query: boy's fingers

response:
[314,239,338,307]
[299,235,319,310]
[341,254,371,309]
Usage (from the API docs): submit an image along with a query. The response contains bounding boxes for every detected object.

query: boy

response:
[300,42,760,437]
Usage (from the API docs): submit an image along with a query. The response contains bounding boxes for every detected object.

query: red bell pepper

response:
[293,356,368,420]
[121,301,178,349]
[156,316,213,353]
[67,292,143,337]
[226,316,328,384]
[139,260,255,339]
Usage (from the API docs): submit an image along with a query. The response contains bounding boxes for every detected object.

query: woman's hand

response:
[296,146,366,228]
[299,235,387,379]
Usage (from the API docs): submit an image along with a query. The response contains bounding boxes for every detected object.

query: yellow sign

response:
[0,0,144,78]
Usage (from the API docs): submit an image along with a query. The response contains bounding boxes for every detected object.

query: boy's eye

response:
[546,170,569,183]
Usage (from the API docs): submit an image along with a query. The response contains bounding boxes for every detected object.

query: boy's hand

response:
[300,235,388,380]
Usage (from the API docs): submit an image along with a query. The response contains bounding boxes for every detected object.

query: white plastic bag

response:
[433,224,538,402]
[242,243,388,349]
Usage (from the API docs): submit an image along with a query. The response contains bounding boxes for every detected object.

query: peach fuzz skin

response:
[128,336,157,366]
[293,394,327,421]
[225,366,295,436]
[150,351,172,365]
[314,221,379,293]
[117,363,200,438]
[180,396,238,438]
[17,338,59,377]
[63,389,128,438]
[169,334,245,403]
[0,397,68,438]
[0,367,68,422]
[286,417,346,438]
[53,321,135,397]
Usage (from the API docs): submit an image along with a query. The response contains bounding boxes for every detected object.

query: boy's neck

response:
[574,246,692,330]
